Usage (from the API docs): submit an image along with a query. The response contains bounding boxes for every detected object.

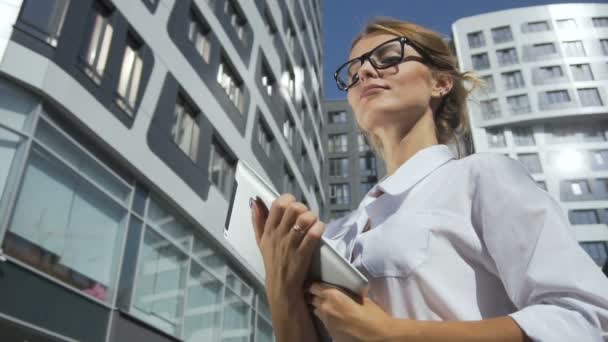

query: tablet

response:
[224,160,369,297]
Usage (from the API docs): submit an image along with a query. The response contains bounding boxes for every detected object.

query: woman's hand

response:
[309,282,394,342]
[251,194,325,303]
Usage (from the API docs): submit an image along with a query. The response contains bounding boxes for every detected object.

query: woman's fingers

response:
[287,211,318,248]
[264,193,296,236]
[298,220,325,259]
[276,201,309,236]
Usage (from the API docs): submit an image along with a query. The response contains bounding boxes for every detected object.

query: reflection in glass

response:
[183,262,223,341]
[5,145,127,302]
[133,229,188,335]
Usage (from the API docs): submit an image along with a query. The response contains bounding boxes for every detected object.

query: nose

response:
[356,58,378,83]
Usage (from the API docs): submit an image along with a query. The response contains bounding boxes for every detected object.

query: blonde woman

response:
[251,18,608,342]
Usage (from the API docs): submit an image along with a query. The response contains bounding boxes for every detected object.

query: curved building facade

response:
[0,0,324,341]
[452,3,608,268]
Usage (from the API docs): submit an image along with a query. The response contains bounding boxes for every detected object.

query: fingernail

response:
[249,197,254,209]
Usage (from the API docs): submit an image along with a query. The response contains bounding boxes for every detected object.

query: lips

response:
[360,84,389,100]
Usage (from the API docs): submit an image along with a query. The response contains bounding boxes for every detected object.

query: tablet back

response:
[224,160,368,295]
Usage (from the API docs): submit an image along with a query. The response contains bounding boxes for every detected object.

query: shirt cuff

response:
[509,304,602,342]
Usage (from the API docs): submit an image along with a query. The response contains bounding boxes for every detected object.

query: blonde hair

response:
[351,17,480,158]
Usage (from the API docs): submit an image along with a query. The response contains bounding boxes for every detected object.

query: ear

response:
[431,72,453,98]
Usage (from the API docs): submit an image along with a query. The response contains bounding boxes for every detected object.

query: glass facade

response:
[0,81,273,341]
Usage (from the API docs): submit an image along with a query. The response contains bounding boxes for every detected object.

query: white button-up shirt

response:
[324,145,608,341]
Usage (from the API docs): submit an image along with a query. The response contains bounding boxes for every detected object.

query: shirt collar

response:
[360,144,455,205]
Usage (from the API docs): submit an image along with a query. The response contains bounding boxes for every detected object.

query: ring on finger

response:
[291,223,305,234]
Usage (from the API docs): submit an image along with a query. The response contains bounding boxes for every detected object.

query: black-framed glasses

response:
[334,36,431,91]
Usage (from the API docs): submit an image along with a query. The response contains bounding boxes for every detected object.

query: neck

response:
[376,110,439,175]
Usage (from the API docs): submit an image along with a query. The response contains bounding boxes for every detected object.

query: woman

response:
[250,18,608,341]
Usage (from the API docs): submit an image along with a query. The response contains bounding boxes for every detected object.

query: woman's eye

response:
[378,55,402,65]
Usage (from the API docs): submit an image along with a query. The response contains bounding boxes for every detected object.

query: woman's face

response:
[346,33,435,136]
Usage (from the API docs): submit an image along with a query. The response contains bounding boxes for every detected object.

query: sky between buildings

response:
[322,0,603,100]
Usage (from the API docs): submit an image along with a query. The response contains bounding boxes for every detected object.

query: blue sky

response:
[322,0,601,100]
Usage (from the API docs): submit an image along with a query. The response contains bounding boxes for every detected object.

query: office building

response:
[0,0,324,340]
[452,3,608,268]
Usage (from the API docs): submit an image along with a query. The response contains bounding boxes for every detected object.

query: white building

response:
[452,3,608,269]
[0,0,324,341]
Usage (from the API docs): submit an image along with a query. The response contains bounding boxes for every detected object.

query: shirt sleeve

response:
[471,154,608,342]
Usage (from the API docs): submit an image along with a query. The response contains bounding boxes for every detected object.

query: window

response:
[260,61,276,97]
[467,31,485,48]
[507,94,531,114]
[283,63,296,100]
[18,0,70,46]
[282,114,294,146]
[591,150,608,170]
[601,39,608,56]
[472,53,490,70]
[358,133,371,152]
[132,195,260,340]
[183,262,224,341]
[171,95,200,161]
[512,126,535,146]
[598,178,608,194]
[299,99,309,122]
[486,128,506,148]
[299,146,308,172]
[83,3,113,83]
[134,228,188,335]
[328,134,348,153]
[579,88,603,107]
[224,0,248,45]
[359,155,377,177]
[580,241,608,266]
[569,210,599,225]
[314,140,321,165]
[217,59,245,113]
[222,270,254,340]
[188,9,211,63]
[480,99,500,120]
[530,43,557,59]
[286,20,296,51]
[540,90,571,109]
[557,19,577,30]
[571,64,594,81]
[501,70,525,89]
[329,158,349,177]
[546,122,607,144]
[535,65,564,84]
[491,26,513,44]
[209,140,236,198]
[518,153,542,174]
[526,21,550,32]
[583,124,607,142]
[497,48,519,66]
[283,166,295,194]
[4,118,131,304]
[481,75,495,93]
[562,41,586,57]
[263,7,277,38]
[257,118,274,158]
[117,34,144,113]
[568,180,590,196]
[592,17,608,28]
[536,181,547,191]
[329,183,350,205]
[328,110,347,123]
